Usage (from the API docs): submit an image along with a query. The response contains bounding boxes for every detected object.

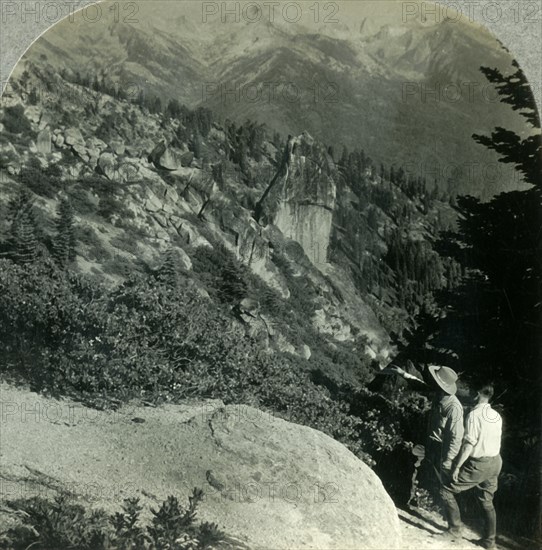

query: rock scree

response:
[0,383,401,549]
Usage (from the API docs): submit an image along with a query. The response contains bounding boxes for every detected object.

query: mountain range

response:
[20,0,535,199]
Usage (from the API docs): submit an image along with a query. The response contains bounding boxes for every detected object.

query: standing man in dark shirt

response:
[388,364,464,502]
[425,366,464,477]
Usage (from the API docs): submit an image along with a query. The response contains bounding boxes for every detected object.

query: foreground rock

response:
[0,383,401,549]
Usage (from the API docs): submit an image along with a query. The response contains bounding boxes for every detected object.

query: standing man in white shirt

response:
[440,383,503,549]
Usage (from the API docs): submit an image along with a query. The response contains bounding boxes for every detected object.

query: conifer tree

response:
[53,197,77,267]
[158,247,180,287]
[7,191,39,264]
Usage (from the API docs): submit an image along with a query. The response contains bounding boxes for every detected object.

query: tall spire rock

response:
[274,132,337,269]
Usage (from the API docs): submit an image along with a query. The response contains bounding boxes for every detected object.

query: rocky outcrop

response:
[0,383,402,549]
[0,141,21,174]
[97,152,117,180]
[64,127,85,147]
[36,128,51,154]
[232,297,274,348]
[148,140,193,170]
[274,133,337,269]
[109,138,125,156]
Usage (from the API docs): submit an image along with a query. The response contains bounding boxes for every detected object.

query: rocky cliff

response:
[274,133,337,269]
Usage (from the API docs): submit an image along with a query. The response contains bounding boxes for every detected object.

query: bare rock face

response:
[274,133,337,269]
[0,384,402,550]
[36,129,51,154]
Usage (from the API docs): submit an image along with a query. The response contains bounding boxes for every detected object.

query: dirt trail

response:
[397,506,528,550]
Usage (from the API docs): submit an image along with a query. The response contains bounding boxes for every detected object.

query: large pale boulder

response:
[0,384,401,549]
[73,143,90,163]
[109,139,125,156]
[38,112,52,131]
[97,152,117,180]
[117,162,140,183]
[86,136,107,151]
[24,105,41,124]
[149,141,193,170]
[36,128,52,155]
[54,134,65,148]
[177,247,192,270]
[65,127,85,147]
[175,219,212,248]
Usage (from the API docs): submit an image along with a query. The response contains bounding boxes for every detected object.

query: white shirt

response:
[464,403,502,458]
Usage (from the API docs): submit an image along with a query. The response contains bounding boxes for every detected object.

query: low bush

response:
[75,225,111,262]
[19,158,63,198]
[0,489,232,550]
[2,105,32,135]
[67,185,97,216]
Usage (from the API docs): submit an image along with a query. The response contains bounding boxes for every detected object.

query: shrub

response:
[102,254,135,278]
[2,105,32,135]
[0,148,19,170]
[19,159,62,198]
[67,185,96,216]
[191,244,249,304]
[0,489,230,550]
[0,251,426,472]
[75,226,111,262]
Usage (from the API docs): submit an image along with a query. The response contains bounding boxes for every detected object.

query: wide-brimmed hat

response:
[428,365,458,395]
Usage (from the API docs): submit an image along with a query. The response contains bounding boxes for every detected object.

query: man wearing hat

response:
[425,365,464,477]
[389,364,464,499]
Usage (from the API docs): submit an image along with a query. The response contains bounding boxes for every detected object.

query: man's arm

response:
[442,403,464,470]
[387,365,428,391]
[451,410,480,481]
[451,441,474,481]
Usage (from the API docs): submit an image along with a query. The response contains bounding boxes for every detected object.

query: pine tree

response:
[473,60,541,185]
[53,198,77,267]
[220,257,247,303]
[7,191,39,264]
[158,247,180,287]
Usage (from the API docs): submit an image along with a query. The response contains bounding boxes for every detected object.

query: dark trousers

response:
[440,455,502,544]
